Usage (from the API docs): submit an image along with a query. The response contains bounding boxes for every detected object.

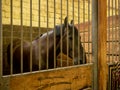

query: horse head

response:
[61,17,86,64]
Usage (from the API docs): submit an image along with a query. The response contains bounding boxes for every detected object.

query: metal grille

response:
[1,0,92,76]
[107,0,120,89]
[107,0,120,64]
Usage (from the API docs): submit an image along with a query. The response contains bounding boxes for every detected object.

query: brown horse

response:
[6,17,86,74]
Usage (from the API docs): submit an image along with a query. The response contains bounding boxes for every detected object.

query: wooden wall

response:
[2,0,92,28]
[9,65,92,90]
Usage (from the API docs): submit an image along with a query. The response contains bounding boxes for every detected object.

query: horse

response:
[6,17,86,74]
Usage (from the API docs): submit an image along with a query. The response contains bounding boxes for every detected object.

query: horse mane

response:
[35,24,64,40]
[55,24,65,37]
[35,34,43,40]
[7,38,23,65]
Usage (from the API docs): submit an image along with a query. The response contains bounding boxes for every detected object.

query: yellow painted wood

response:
[98,0,108,90]
[10,65,92,90]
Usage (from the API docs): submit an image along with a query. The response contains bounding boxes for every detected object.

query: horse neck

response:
[49,30,64,57]
[35,30,61,56]
[49,30,61,56]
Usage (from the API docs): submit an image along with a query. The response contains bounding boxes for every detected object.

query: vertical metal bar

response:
[60,0,63,67]
[115,0,117,61]
[92,0,98,89]
[119,0,120,64]
[0,0,3,77]
[83,0,85,63]
[66,0,69,66]
[20,0,23,73]
[10,0,13,75]
[72,0,75,65]
[112,0,114,63]
[30,0,32,72]
[108,0,110,63]
[116,0,118,63]
[38,0,41,70]
[46,0,49,69]
[54,0,56,68]
[117,0,119,62]
[113,0,116,63]
[0,2,4,90]
[113,0,115,63]
[78,0,80,64]
[88,0,90,63]
[107,0,112,85]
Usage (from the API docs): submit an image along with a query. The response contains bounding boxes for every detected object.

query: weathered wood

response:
[98,0,108,90]
[9,65,92,90]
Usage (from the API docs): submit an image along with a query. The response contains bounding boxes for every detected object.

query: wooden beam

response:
[98,0,108,90]
[9,65,92,90]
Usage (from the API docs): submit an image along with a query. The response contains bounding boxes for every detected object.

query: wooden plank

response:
[9,65,92,90]
[98,0,108,90]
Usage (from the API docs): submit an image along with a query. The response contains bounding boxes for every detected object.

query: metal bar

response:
[66,0,69,66]
[20,0,23,73]
[30,0,33,72]
[107,40,119,42]
[108,0,111,63]
[113,0,116,63]
[54,0,56,68]
[80,30,89,33]
[46,0,49,69]
[10,0,13,75]
[72,0,75,65]
[38,0,41,70]
[83,0,85,63]
[117,0,119,63]
[92,0,98,89]
[115,0,117,62]
[0,0,3,77]
[88,0,90,63]
[0,1,4,89]
[112,0,114,63]
[81,41,92,43]
[117,0,120,86]
[86,52,92,55]
[119,0,120,64]
[107,53,120,56]
[78,0,80,64]
[60,0,63,67]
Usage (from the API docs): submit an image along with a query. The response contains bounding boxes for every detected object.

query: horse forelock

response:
[55,24,66,37]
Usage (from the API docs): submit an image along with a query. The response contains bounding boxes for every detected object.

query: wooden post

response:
[98,0,108,90]
[92,0,108,89]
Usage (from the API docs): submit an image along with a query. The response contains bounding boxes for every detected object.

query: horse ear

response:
[70,20,74,25]
[64,16,68,27]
